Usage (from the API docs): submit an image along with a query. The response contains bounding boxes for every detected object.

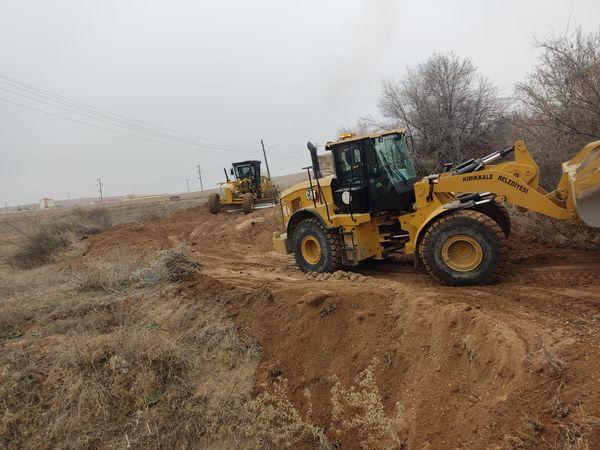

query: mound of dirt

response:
[71,202,600,447]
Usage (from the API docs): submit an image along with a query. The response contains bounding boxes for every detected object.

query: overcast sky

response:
[1,0,599,206]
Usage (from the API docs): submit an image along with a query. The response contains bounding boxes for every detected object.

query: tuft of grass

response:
[77,261,136,295]
[243,382,333,449]
[330,358,404,449]
[134,248,200,287]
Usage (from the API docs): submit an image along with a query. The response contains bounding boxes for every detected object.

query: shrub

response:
[134,248,200,287]
[7,207,113,269]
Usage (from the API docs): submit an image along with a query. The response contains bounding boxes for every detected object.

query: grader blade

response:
[567,141,600,228]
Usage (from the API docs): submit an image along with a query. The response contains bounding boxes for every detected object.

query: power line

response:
[0,85,260,152]
[0,73,259,146]
[0,96,262,157]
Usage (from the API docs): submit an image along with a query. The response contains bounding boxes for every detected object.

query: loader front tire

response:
[242,193,254,214]
[420,210,507,286]
[208,193,221,214]
[292,218,342,273]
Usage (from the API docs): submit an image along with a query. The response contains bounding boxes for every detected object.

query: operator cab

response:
[325,129,418,213]
[231,160,262,195]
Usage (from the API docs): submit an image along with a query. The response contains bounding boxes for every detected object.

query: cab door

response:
[331,142,368,213]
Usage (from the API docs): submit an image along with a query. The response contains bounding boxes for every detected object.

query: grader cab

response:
[273,129,600,285]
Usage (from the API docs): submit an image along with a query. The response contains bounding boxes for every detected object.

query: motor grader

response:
[272,129,600,285]
[208,160,276,214]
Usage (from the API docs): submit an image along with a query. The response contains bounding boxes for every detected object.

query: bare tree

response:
[513,28,600,186]
[517,28,600,140]
[378,52,506,173]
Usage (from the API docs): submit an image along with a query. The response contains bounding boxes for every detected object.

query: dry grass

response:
[0,273,263,449]
[502,416,544,449]
[509,207,600,250]
[133,248,201,287]
[5,207,112,269]
[2,240,352,449]
[331,358,404,449]
[244,382,332,449]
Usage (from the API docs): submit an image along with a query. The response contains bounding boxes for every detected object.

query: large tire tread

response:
[420,210,507,286]
[293,218,342,273]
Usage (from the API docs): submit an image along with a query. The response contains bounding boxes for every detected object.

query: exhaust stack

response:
[307,141,322,179]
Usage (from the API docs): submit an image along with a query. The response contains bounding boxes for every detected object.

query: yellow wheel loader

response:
[208,160,277,214]
[272,129,600,285]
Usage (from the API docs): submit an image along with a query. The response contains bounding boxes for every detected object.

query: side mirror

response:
[230,168,234,176]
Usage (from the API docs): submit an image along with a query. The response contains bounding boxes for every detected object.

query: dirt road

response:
[85,204,600,448]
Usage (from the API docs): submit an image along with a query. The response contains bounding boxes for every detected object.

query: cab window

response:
[335,144,363,185]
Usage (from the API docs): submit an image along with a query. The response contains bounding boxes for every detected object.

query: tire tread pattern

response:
[420,210,507,286]
[295,218,343,272]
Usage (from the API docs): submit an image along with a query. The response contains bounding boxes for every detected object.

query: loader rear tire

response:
[292,218,342,273]
[242,193,254,214]
[208,193,221,214]
[420,210,507,286]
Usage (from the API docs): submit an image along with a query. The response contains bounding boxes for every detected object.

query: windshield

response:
[373,134,416,183]
[234,164,254,180]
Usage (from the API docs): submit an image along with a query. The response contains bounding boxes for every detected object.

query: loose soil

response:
[81,205,600,448]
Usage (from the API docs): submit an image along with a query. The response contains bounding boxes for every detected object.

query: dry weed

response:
[133,248,200,286]
[509,207,600,250]
[552,409,600,450]
[243,382,332,449]
[331,358,404,449]
[502,416,544,450]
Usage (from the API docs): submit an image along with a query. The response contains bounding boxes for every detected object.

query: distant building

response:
[39,198,55,209]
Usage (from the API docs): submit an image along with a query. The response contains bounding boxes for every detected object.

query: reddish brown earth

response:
[85,205,600,448]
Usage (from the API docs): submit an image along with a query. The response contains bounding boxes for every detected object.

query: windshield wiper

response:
[380,150,409,184]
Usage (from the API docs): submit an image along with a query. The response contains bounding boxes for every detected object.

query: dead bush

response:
[6,207,113,269]
[134,248,200,287]
[509,207,600,250]
[6,223,72,269]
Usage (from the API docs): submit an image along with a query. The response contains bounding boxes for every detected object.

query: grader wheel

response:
[208,193,221,214]
[420,210,507,286]
[242,193,254,214]
[292,218,342,272]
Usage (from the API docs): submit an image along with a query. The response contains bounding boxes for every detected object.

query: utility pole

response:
[197,165,204,192]
[97,178,104,206]
[186,179,190,193]
[261,139,272,180]
[4,201,8,218]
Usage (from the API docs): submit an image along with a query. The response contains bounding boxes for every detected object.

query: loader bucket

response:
[566,141,600,228]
